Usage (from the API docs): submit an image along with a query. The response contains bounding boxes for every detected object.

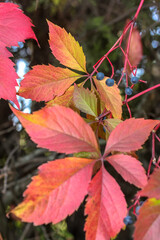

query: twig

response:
[2,145,19,194]
[19,224,32,240]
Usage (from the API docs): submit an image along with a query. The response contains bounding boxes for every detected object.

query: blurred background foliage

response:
[0,0,160,239]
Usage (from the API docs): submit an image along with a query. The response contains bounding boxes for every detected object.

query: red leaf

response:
[127,26,143,67]
[106,154,147,188]
[11,157,94,225]
[0,3,37,106]
[134,198,160,240]
[139,168,160,199]
[19,65,81,101]
[105,118,159,154]
[10,105,99,154]
[85,165,127,240]
[0,3,37,50]
[0,56,19,106]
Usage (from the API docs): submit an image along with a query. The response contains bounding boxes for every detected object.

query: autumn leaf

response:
[104,118,159,154]
[85,165,127,240]
[0,3,37,106]
[19,65,81,101]
[73,85,98,117]
[125,22,143,72]
[134,198,160,240]
[138,168,160,199]
[0,56,19,106]
[94,77,122,119]
[48,20,87,73]
[10,105,100,154]
[46,85,75,107]
[106,154,147,188]
[11,157,95,225]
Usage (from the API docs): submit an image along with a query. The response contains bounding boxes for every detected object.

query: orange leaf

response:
[48,20,87,73]
[134,198,160,240]
[19,65,81,102]
[10,105,99,154]
[11,157,94,225]
[94,77,122,119]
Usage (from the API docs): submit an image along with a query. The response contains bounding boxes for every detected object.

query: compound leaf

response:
[11,157,94,225]
[11,105,99,154]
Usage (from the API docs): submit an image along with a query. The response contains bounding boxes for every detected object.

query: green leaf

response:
[73,85,98,117]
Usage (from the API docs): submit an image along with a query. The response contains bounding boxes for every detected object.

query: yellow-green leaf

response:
[73,85,98,117]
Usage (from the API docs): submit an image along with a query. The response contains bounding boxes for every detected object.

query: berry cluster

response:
[96,72,115,87]
[96,72,140,95]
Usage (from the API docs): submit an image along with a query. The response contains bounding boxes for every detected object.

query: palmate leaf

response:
[85,165,127,240]
[19,65,81,102]
[94,77,122,119]
[106,154,147,188]
[10,105,100,155]
[134,198,160,240]
[11,157,95,225]
[0,3,37,106]
[104,118,160,155]
[73,85,98,117]
[48,20,87,73]
[138,168,160,199]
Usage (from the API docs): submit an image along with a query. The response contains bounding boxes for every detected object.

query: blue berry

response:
[123,215,133,225]
[105,78,114,87]
[125,87,133,96]
[131,76,139,84]
[96,72,105,80]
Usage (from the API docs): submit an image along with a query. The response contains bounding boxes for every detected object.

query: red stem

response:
[125,84,160,103]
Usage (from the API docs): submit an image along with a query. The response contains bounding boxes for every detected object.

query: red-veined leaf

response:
[94,77,122,119]
[0,3,37,106]
[105,118,159,154]
[11,157,94,225]
[134,198,160,240]
[48,20,87,73]
[10,105,99,154]
[73,85,98,117]
[19,65,81,101]
[106,154,147,188]
[85,165,127,240]
[139,168,160,199]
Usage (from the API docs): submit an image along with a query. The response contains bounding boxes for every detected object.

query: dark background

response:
[0,0,160,239]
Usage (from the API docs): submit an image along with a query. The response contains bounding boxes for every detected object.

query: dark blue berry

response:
[123,215,133,225]
[131,76,139,84]
[125,87,133,96]
[105,78,114,87]
[135,201,144,215]
[96,72,105,80]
